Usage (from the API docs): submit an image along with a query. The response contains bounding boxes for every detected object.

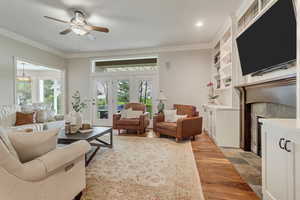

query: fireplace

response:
[256,116,264,157]
[236,75,296,151]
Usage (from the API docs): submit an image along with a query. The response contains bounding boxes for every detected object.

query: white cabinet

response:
[261,119,299,200]
[203,104,240,148]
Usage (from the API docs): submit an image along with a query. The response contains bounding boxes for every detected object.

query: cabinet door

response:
[262,125,289,200]
[211,110,216,140]
[203,107,209,132]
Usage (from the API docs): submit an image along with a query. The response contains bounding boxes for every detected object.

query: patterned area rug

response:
[81,136,204,200]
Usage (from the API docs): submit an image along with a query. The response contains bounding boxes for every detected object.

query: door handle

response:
[284,140,291,152]
[279,138,285,150]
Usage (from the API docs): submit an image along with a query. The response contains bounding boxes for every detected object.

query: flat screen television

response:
[236,0,297,76]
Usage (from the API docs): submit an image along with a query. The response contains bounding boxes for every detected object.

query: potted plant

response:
[71,91,89,128]
[207,82,219,104]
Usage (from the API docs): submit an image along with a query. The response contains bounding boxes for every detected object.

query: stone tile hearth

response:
[221,147,262,199]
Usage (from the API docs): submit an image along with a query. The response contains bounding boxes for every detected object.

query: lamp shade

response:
[158,90,167,101]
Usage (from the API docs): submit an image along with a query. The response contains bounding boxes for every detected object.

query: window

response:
[15,61,64,114]
[116,80,130,112]
[16,79,32,105]
[96,80,109,119]
[138,80,153,116]
[40,80,63,114]
[94,58,158,73]
[238,0,259,33]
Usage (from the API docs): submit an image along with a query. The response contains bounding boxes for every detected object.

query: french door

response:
[91,72,158,126]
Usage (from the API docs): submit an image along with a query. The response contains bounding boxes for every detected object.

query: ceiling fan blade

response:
[60,28,72,35]
[44,16,69,24]
[84,25,109,33]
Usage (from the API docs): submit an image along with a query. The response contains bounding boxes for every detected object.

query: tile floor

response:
[221,147,262,199]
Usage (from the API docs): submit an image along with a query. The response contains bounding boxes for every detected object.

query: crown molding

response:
[0,27,66,58]
[65,43,213,59]
[0,27,213,59]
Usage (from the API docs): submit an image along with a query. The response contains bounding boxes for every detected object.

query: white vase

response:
[70,112,83,128]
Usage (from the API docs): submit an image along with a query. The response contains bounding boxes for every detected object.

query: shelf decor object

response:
[207,82,219,104]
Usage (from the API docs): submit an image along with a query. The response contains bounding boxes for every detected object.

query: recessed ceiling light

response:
[195,21,204,27]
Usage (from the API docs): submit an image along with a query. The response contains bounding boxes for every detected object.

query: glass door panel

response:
[16,80,32,105]
[115,80,130,112]
[93,79,112,126]
[138,80,153,117]
[96,80,109,120]
[39,80,62,114]
[92,73,158,126]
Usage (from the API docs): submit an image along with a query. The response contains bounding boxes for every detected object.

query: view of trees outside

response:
[43,80,63,114]
[96,81,109,119]
[16,80,32,105]
[16,79,62,114]
[116,80,130,111]
[138,80,153,116]
[43,80,55,109]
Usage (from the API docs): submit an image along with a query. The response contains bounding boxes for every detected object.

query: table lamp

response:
[157,90,167,113]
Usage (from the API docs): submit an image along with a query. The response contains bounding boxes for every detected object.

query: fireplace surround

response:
[236,75,296,151]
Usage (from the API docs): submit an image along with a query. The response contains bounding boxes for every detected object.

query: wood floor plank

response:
[191,133,260,200]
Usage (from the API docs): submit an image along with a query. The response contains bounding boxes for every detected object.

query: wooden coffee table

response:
[58,127,113,166]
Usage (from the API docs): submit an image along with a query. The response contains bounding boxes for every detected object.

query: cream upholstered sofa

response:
[0,105,64,132]
[0,129,91,200]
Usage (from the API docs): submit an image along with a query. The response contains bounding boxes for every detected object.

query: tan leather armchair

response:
[153,104,202,142]
[113,103,150,134]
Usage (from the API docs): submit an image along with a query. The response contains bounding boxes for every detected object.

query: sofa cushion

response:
[8,129,59,163]
[164,110,177,122]
[13,123,44,132]
[120,108,132,118]
[0,105,20,128]
[15,112,35,126]
[126,110,143,118]
[0,127,19,160]
[157,122,177,131]
[117,118,140,125]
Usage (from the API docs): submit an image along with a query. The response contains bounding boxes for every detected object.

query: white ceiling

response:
[0,0,246,53]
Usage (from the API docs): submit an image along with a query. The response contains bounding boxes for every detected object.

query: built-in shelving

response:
[212,28,233,91]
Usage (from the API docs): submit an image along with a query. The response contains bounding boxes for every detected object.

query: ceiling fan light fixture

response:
[71,25,88,35]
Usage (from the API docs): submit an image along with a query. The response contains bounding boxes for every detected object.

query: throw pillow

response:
[36,110,48,123]
[120,108,132,118]
[164,110,177,122]
[0,127,19,160]
[8,129,59,163]
[174,114,188,122]
[126,110,143,118]
[15,112,35,126]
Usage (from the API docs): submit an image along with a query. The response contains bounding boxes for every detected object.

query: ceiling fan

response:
[44,10,109,39]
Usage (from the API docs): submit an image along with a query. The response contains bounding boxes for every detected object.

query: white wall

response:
[0,34,66,105]
[66,49,212,121]
[159,50,212,114]
[67,58,91,119]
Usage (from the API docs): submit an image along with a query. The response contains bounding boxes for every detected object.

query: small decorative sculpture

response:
[70,91,90,128]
